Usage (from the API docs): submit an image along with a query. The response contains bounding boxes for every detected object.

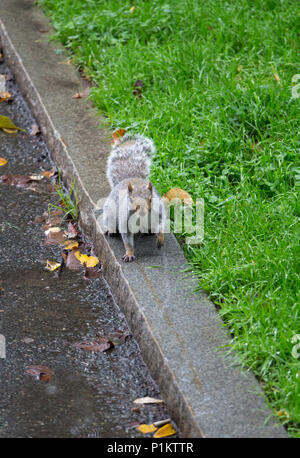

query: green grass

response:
[49,173,79,221]
[38,0,300,435]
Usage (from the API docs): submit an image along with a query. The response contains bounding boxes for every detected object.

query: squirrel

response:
[103,133,166,262]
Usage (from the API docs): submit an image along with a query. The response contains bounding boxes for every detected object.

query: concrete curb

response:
[0,0,287,437]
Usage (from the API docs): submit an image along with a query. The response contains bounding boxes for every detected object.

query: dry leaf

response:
[153,423,176,438]
[24,365,54,382]
[0,91,11,103]
[65,250,82,270]
[74,251,99,268]
[137,424,157,434]
[63,239,79,250]
[46,260,61,272]
[1,174,31,187]
[44,226,61,235]
[163,187,193,205]
[73,336,114,352]
[134,397,163,405]
[0,158,7,166]
[41,168,56,178]
[83,267,101,280]
[29,174,44,181]
[72,86,90,99]
[43,229,66,246]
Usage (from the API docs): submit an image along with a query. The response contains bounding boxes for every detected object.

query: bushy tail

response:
[107,134,155,188]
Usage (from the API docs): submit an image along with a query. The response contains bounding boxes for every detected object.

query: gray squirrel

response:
[103,133,166,262]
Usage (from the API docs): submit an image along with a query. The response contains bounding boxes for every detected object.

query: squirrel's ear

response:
[128,182,133,193]
[148,181,153,193]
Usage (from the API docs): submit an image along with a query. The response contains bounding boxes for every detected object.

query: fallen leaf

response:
[131,407,141,414]
[66,221,78,238]
[43,229,66,246]
[63,239,79,250]
[24,365,54,382]
[45,226,61,235]
[0,158,7,166]
[46,260,61,271]
[137,423,157,434]
[29,174,44,181]
[0,91,11,103]
[41,168,56,178]
[83,267,101,280]
[72,86,90,99]
[22,337,34,344]
[134,397,164,405]
[2,128,18,134]
[153,423,176,438]
[65,250,82,270]
[1,174,31,187]
[0,115,25,132]
[73,336,114,352]
[130,6,136,13]
[74,251,99,268]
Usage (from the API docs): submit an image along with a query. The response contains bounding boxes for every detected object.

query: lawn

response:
[38,0,300,435]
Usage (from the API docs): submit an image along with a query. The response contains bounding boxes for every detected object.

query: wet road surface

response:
[0,57,175,438]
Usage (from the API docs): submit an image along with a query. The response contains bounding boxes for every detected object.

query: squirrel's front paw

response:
[122,254,136,263]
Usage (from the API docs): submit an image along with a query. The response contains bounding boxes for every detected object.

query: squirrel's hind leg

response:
[121,232,135,262]
[157,231,164,249]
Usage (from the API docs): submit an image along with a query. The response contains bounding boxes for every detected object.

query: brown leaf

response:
[1,174,31,188]
[83,267,102,280]
[41,167,56,178]
[67,221,78,238]
[73,336,114,352]
[65,249,82,270]
[72,86,90,99]
[43,229,66,246]
[25,365,54,382]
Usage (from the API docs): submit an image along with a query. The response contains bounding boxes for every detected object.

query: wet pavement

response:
[0,57,174,438]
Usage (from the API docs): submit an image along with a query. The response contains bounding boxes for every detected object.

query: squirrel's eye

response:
[136,205,141,211]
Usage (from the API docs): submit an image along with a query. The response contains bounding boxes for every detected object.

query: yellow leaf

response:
[0,91,11,103]
[0,158,8,166]
[46,260,61,272]
[2,128,18,134]
[153,423,176,438]
[85,256,99,268]
[0,115,25,132]
[130,6,136,12]
[137,424,157,434]
[63,240,79,250]
[74,251,99,267]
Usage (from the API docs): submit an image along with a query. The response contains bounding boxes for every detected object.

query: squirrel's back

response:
[107,134,155,188]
